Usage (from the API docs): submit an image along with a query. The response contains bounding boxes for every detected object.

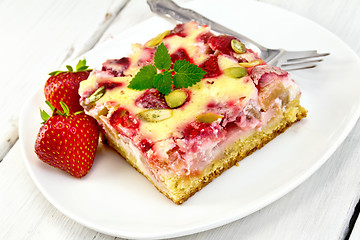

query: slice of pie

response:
[78,22,307,204]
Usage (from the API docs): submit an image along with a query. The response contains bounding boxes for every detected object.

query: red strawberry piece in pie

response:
[165,23,187,38]
[135,89,169,109]
[199,55,222,79]
[208,35,237,55]
[170,48,192,63]
[102,57,130,77]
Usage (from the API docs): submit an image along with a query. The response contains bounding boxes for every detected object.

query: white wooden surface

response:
[1,0,360,239]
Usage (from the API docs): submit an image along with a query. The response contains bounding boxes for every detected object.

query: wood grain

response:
[0,0,128,161]
[1,0,360,239]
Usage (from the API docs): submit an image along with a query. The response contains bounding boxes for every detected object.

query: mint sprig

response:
[128,43,206,95]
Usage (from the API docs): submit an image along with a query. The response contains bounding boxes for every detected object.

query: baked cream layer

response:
[79,54,257,142]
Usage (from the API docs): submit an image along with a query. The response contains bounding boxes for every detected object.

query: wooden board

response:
[1,0,360,239]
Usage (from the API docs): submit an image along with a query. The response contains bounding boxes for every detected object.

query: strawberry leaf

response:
[66,65,73,72]
[77,66,90,71]
[76,59,90,72]
[49,70,63,76]
[40,101,55,123]
[40,109,51,123]
[154,71,172,95]
[56,101,70,116]
[74,110,83,115]
[48,59,90,76]
[61,101,70,115]
[154,43,171,71]
[45,100,55,112]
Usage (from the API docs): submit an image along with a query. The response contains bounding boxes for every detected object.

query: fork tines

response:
[281,52,330,71]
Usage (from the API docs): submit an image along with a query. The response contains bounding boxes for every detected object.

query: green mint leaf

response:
[154,71,173,95]
[154,43,171,71]
[128,44,206,94]
[173,60,206,88]
[128,64,157,90]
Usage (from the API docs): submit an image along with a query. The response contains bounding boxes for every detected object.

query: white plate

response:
[19,0,360,239]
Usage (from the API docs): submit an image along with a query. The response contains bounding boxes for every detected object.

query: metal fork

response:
[147,0,330,71]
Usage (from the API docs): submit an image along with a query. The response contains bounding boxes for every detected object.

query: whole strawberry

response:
[35,101,99,178]
[45,59,91,113]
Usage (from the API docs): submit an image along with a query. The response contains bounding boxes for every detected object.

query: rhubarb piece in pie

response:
[79,22,307,204]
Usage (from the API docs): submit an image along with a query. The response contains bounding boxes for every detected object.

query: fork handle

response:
[147,0,267,55]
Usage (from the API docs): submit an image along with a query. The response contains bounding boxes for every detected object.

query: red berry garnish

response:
[135,89,169,109]
[34,101,99,178]
[44,59,91,113]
